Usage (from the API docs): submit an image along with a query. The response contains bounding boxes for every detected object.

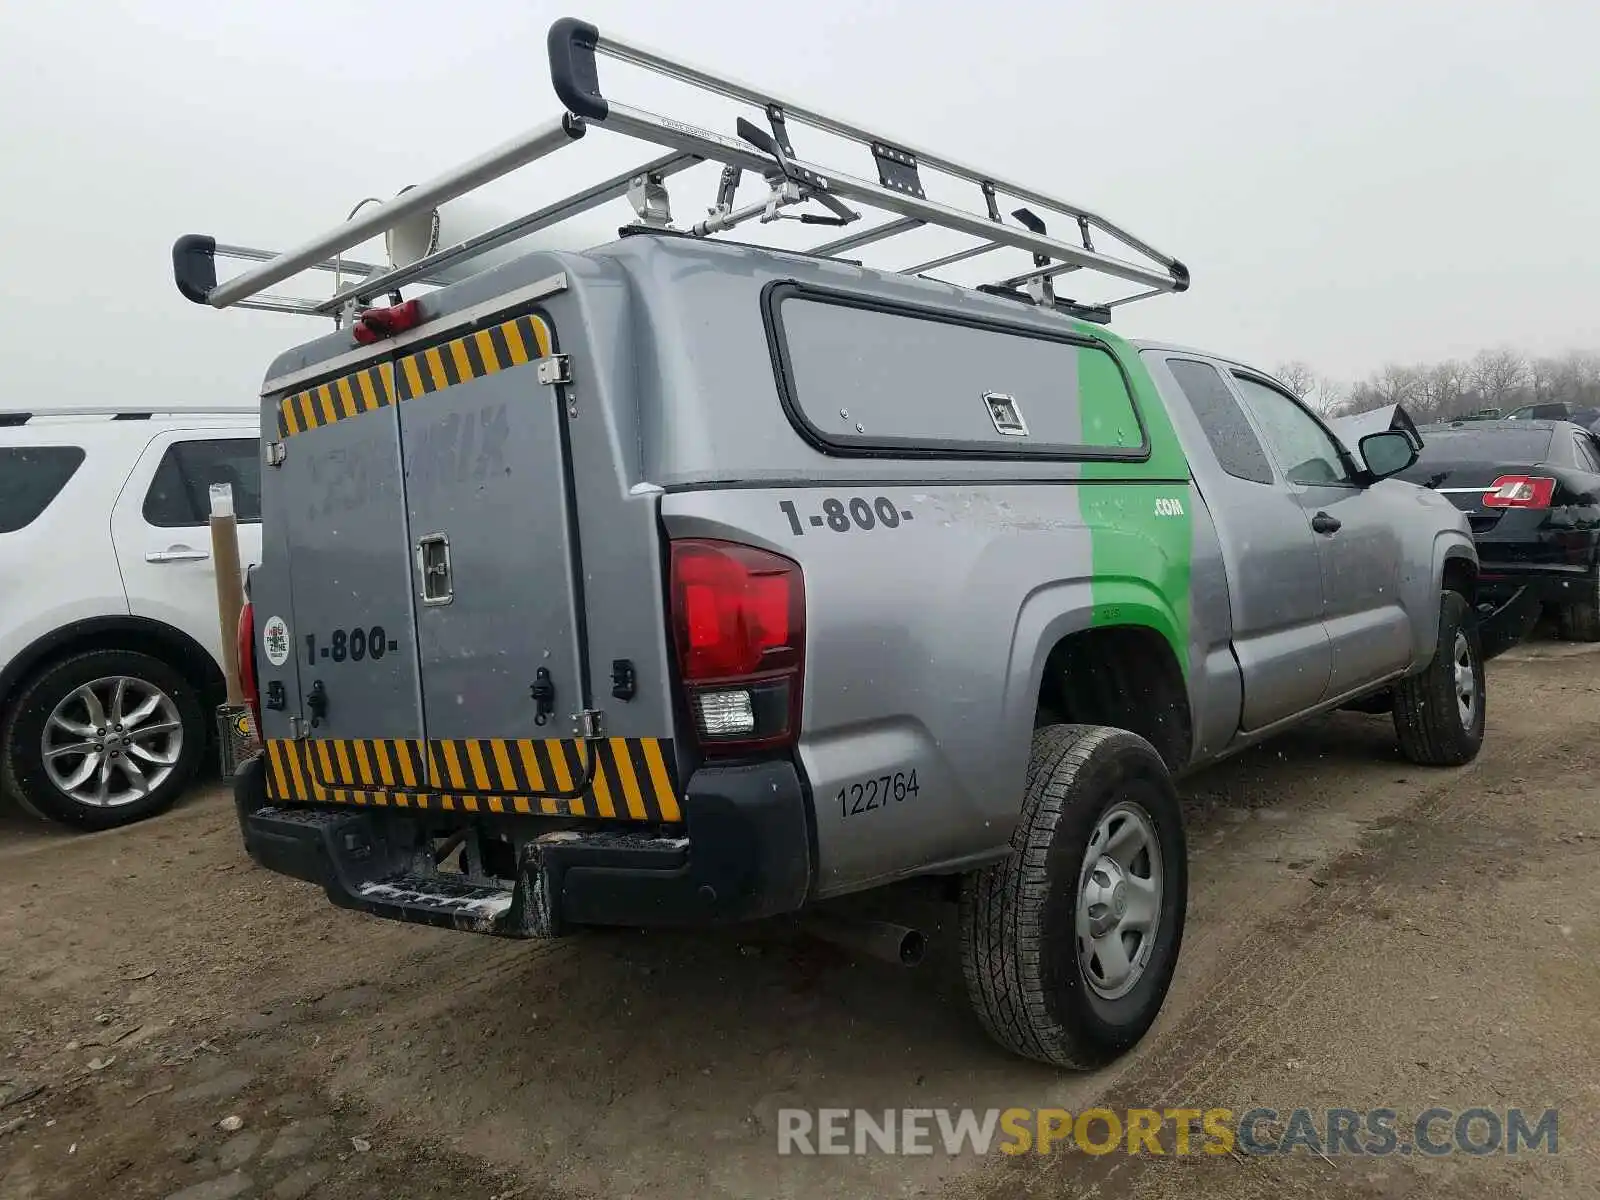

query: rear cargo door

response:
[267,359,427,801]
[395,310,588,799]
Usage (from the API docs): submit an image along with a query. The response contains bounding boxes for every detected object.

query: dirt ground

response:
[3,637,1599,1200]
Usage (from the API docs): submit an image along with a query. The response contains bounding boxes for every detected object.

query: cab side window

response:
[1230,375,1354,486]
[142,438,262,527]
[1165,358,1275,484]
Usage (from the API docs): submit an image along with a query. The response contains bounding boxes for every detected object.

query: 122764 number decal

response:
[839,770,920,817]
[304,626,399,666]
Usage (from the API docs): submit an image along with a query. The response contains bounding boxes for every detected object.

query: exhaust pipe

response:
[801,914,926,967]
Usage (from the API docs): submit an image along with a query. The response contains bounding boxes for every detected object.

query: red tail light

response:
[1483,475,1555,509]
[669,539,805,754]
[237,601,262,737]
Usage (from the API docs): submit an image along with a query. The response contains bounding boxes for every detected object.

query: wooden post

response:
[209,483,245,706]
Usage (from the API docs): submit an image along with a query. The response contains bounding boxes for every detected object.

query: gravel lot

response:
[3,638,1598,1200]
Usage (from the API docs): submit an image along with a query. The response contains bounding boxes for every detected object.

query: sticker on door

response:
[262,615,292,667]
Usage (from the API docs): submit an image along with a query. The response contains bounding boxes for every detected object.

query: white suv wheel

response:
[41,675,186,808]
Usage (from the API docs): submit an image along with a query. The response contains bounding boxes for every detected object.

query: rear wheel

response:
[1,650,206,831]
[1393,590,1485,766]
[1556,575,1600,642]
[959,725,1187,1069]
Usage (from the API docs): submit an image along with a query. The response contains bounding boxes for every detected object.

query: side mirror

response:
[1359,430,1419,480]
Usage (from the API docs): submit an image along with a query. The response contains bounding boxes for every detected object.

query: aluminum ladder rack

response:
[172,16,1190,324]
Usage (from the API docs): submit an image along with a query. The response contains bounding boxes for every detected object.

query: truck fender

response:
[1420,529,1479,667]
[997,578,1186,826]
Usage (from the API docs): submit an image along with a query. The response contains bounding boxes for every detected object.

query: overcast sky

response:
[2,0,1595,412]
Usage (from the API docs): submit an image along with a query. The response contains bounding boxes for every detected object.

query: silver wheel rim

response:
[1076,800,1163,1001]
[1453,630,1476,731]
[41,676,184,808]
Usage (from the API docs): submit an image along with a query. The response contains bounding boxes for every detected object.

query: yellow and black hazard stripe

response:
[278,361,396,438]
[276,313,554,439]
[263,735,681,823]
[393,314,551,406]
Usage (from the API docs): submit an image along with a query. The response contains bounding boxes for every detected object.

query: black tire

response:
[1556,578,1600,642]
[959,725,1187,1069]
[1393,589,1486,766]
[1,650,206,831]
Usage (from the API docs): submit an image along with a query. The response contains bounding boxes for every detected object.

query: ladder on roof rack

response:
[171,16,1189,324]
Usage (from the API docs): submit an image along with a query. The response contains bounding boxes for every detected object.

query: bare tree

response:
[1369,364,1423,409]
[1308,376,1347,415]
[1271,360,1347,414]
[1265,345,1600,421]
[1577,351,1600,390]
[1275,360,1318,398]
[1468,348,1529,410]
[1340,381,1384,416]
[1418,360,1466,420]
[1532,351,1600,408]
[1530,356,1562,404]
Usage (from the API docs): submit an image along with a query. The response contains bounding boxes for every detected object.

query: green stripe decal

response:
[1077,331,1195,677]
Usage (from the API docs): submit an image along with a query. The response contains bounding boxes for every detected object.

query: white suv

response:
[0,407,260,830]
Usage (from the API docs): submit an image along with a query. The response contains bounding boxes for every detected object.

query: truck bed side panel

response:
[661,477,1196,897]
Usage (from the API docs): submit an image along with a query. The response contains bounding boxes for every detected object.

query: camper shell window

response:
[763,283,1149,461]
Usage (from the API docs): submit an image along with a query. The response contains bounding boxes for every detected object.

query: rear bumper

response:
[1474,561,1597,658]
[1478,562,1597,607]
[232,754,812,937]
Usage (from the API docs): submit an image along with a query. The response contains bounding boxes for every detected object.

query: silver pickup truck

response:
[173,16,1485,1070]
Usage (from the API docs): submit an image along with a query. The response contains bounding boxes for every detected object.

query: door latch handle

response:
[1311,512,1342,535]
[611,658,637,702]
[416,533,453,605]
[529,667,556,727]
[305,679,328,728]
[146,547,211,563]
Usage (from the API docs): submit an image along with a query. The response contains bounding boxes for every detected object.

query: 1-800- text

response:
[779,496,915,536]
[304,626,400,666]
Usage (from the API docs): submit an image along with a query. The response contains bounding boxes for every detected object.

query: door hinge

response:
[265,441,286,467]
[537,355,572,386]
[573,709,605,738]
